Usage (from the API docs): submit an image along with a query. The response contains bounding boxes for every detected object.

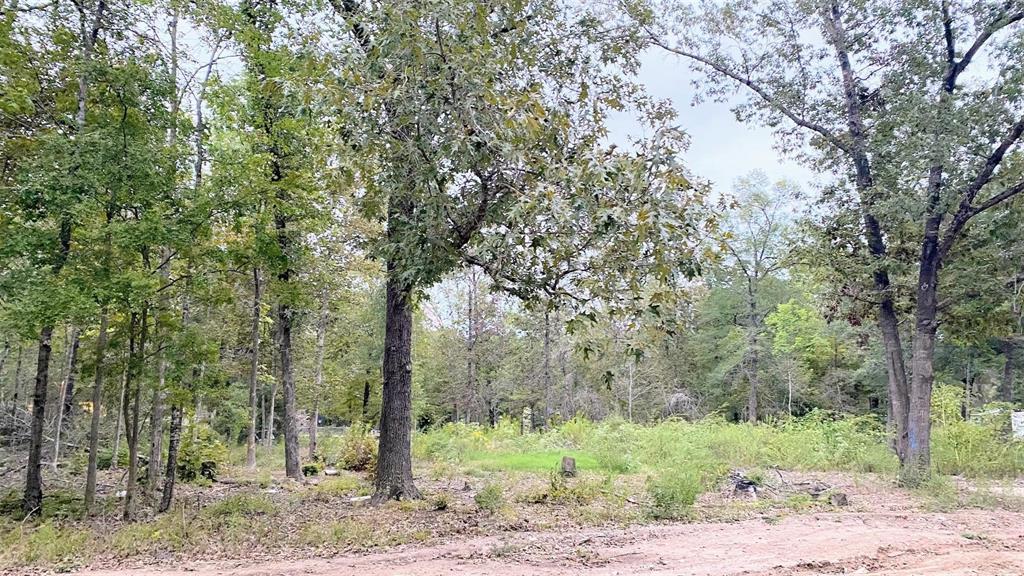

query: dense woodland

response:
[1,0,1023,523]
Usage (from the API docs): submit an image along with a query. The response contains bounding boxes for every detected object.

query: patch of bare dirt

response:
[68,508,1024,576]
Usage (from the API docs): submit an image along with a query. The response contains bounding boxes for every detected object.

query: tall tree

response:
[637,0,1024,480]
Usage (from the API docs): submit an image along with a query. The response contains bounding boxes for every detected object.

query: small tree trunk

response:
[246,268,262,469]
[277,301,301,479]
[158,404,182,512]
[124,307,148,521]
[85,311,108,512]
[53,327,81,471]
[59,329,81,428]
[10,343,23,420]
[1002,340,1015,403]
[22,327,55,516]
[309,291,327,460]
[372,269,420,502]
[112,363,127,470]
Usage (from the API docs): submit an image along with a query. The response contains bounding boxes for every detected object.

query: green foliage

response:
[318,423,378,472]
[474,483,505,513]
[0,521,90,571]
[930,387,1024,478]
[178,424,229,483]
[646,470,702,519]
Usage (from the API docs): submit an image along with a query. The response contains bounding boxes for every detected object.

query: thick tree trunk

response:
[84,311,108,512]
[277,300,301,479]
[22,327,55,516]
[246,268,262,469]
[158,404,182,512]
[372,269,420,502]
[904,235,941,483]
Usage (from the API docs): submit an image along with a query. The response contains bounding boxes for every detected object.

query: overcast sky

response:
[605,48,819,195]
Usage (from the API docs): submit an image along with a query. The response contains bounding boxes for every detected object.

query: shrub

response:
[320,422,378,472]
[647,469,703,519]
[474,482,505,513]
[178,424,229,483]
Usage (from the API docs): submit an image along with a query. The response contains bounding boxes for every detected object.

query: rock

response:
[324,467,339,476]
[829,492,849,506]
[560,456,577,478]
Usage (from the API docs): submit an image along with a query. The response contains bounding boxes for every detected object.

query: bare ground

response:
[69,507,1024,576]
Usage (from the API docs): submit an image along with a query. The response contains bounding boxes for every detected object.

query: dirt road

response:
[73,508,1024,576]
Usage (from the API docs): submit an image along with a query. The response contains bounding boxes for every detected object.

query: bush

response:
[647,469,703,519]
[320,423,378,473]
[177,424,229,483]
[474,482,505,513]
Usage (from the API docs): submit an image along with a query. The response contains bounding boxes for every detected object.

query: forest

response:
[1,0,1024,574]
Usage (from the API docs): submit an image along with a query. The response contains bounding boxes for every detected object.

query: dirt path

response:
[72,508,1024,576]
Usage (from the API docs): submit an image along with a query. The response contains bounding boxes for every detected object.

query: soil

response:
[68,507,1024,576]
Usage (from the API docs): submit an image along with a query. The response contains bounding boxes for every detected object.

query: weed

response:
[475,482,505,513]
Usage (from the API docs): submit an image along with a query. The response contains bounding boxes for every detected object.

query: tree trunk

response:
[22,326,55,516]
[52,326,81,471]
[124,307,148,520]
[246,268,262,469]
[59,328,81,428]
[309,290,327,460]
[372,269,420,502]
[84,311,108,512]
[10,343,23,420]
[158,404,182,512]
[542,311,552,420]
[1002,340,1015,403]
[112,363,127,470]
[148,349,165,495]
[904,238,941,483]
[362,380,370,422]
[277,301,301,479]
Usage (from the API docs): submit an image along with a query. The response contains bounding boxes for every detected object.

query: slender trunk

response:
[265,320,277,448]
[745,291,760,424]
[10,343,23,419]
[627,362,634,423]
[124,306,148,520]
[246,268,262,468]
[542,311,552,420]
[158,404,182,512]
[52,327,81,471]
[372,267,420,502]
[84,311,108,512]
[59,329,80,428]
[309,290,327,460]
[1002,340,1015,403]
[277,300,300,479]
[362,381,371,421]
[112,363,127,470]
[0,343,8,412]
[22,327,54,516]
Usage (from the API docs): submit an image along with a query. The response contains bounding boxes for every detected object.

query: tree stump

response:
[829,492,849,506]
[560,456,577,477]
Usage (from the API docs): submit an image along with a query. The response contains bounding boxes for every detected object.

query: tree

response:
[636,0,1024,480]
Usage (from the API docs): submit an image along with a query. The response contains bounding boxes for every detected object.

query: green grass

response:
[463,451,599,472]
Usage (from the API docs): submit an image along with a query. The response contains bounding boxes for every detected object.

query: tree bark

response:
[372,268,420,502]
[1002,340,1015,403]
[10,343,23,420]
[904,232,942,482]
[112,363,127,470]
[158,403,182,512]
[246,268,262,468]
[123,307,148,521]
[52,326,81,471]
[309,290,328,460]
[277,300,301,479]
[84,311,108,512]
[22,327,54,516]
